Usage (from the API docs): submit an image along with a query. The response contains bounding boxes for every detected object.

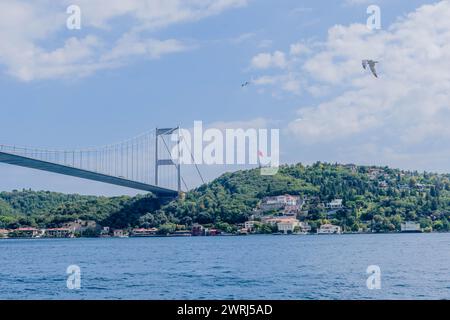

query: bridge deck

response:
[0,151,178,198]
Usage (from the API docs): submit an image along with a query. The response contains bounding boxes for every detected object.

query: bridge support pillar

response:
[155,127,181,193]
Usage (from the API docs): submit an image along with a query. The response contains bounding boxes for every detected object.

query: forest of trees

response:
[1,162,449,233]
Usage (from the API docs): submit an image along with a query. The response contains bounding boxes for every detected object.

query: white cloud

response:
[229,32,256,44]
[249,41,316,94]
[102,33,189,63]
[253,75,278,85]
[0,0,248,81]
[289,42,311,56]
[251,51,287,69]
[63,0,248,29]
[290,7,313,15]
[16,36,107,81]
[289,1,450,144]
[209,117,272,131]
[247,1,450,171]
[258,39,273,48]
[252,73,303,95]
[343,0,374,6]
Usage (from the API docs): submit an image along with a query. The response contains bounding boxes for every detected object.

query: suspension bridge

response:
[0,128,200,200]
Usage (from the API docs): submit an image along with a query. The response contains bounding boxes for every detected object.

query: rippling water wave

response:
[0,233,449,299]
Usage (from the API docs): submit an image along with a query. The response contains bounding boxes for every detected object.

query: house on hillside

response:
[326,199,343,210]
[379,181,389,189]
[343,164,357,173]
[367,168,384,180]
[260,195,302,212]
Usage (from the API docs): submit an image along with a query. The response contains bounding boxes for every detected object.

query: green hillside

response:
[1,162,450,232]
[158,163,450,232]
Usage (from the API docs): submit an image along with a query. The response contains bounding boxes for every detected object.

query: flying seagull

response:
[241,81,251,87]
[362,60,379,78]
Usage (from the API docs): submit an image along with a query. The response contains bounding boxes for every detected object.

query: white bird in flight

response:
[362,60,379,78]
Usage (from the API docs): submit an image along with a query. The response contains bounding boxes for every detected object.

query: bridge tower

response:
[155,127,181,193]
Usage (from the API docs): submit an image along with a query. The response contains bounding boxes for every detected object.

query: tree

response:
[158,223,177,235]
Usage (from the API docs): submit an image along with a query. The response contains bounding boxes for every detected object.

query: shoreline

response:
[0,230,445,240]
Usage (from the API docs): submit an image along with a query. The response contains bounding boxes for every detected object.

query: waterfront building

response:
[45,228,73,238]
[100,227,110,237]
[131,228,158,237]
[275,219,310,235]
[63,219,100,233]
[317,224,342,235]
[113,229,128,237]
[277,219,300,234]
[173,230,192,236]
[0,229,10,238]
[297,222,311,234]
[207,229,220,236]
[238,228,249,235]
[401,221,422,233]
[244,221,257,232]
[14,227,42,238]
[191,223,205,236]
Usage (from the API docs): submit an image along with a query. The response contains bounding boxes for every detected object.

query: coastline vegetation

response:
[1,162,449,234]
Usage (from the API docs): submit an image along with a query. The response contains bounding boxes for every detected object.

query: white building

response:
[326,199,343,210]
[63,219,99,233]
[401,221,421,233]
[297,222,311,234]
[277,219,299,234]
[263,215,296,225]
[0,229,10,238]
[266,195,298,206]
[113,229,128,237]
[379,181,389,189]
[317,224,342,235]
[244,221,257,231]
[261,195,301,211]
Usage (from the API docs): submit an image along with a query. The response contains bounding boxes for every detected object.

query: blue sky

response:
[0,0,447,195]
